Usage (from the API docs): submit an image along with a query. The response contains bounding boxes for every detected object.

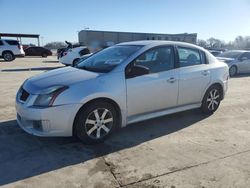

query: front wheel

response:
[229,66,237,77]
[201,85,222,114]
[42,53,48,58]
[74,101,118,144]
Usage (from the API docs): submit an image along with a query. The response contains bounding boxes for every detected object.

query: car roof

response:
[72,46,88,51]
[209,50,222,53]
[225,50,250,53]
[118,40,204,50]
[26,46,42,48]
[74,46,87,49]
[0,39,18,41]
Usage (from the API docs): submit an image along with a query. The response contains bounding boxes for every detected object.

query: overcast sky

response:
[1,0,250,44]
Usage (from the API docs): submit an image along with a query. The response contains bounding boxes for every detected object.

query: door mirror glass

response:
[126,65,149,78]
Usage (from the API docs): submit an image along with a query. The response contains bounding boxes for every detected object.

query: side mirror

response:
[126,65,149,78]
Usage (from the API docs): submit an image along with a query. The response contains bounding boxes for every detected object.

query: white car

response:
[0,39,25,61]
[59,46,90,66]
[16,41,229,144]
[217,50,250,76]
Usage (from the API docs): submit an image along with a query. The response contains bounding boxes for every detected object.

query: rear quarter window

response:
[5,40,19,45]
[79,48,90,56]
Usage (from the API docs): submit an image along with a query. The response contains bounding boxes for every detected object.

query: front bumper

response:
[16,101,82,137]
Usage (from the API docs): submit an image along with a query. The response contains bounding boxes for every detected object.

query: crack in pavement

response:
[102,156,122,188]
[119,148,250,187]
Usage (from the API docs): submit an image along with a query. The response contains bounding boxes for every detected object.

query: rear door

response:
[177,46,211,105]
[26,47,35,56]
[0,40,4,55]
[5,40,20,55]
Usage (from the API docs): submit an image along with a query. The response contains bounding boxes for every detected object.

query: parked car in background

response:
[16,41,229,144]
[0,39,25,61]
[73,53,93,67]
[59,46,90,66]
[57,42,82,59]
[217,50,250,76]
[24,46,52,57]
[209,50,223,57]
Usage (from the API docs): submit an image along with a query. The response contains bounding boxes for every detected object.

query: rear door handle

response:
[167,77,176,83]
[202,70,210,76]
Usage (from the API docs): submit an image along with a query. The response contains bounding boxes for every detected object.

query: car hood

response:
[23,66,100,94]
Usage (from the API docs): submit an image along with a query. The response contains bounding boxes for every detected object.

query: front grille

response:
[20,89,29,102]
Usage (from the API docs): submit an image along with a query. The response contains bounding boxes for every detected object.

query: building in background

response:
[78,30,197,47]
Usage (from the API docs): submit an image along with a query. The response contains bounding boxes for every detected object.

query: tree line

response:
[197,36,250,50]
[43,36,250,50]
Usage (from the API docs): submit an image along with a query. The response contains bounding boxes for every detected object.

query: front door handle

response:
[167,77,176,83]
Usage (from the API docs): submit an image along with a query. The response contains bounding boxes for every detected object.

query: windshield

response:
[76,45,142,72]
[218,51,243,59]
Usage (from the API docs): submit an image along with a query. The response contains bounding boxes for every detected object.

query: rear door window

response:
[177,47,204,67]
[79,48,90,56]
[0,40,3,46]
[241,52,250,60]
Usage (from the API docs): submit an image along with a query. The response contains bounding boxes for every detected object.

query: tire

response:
[72,58,80,67]
[42,53,48,58]
[229,66,237,77]
[74,101,119,144]
[201,85,222,115]
[3,51,15,62]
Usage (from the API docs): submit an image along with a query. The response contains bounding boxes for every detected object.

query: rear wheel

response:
[74,101,118,144]
[201,85,222,114]
[3,51,15,61]
[229,66,237,77]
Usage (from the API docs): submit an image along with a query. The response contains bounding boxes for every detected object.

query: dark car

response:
[24,47,52,57]
[209,50,223,57]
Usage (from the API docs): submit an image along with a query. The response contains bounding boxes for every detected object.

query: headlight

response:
[33,86,68,107]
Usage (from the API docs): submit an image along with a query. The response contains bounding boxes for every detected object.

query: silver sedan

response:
[16,41,229,144]
[217,50,250,77]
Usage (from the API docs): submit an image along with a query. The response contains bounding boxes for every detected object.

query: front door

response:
[126,46,179,117]
[238,52,250,73]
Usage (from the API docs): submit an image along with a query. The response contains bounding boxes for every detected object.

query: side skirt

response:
[127,103,201,125]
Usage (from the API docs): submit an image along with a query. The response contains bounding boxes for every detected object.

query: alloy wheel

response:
[84,108,113,139]
[207,89,220,111]
[4,53,13,61]
[229,66,237,77]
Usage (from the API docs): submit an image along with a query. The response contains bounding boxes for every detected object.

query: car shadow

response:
[231,73,250,78]
[0,66,62,72]
[42,60,59,63]
[0,109,208,186]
